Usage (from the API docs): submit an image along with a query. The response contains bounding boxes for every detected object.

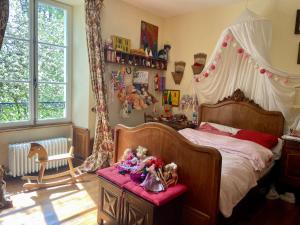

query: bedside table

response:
[280,135,300,188]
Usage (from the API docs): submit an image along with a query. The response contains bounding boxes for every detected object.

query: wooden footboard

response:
[114,123,222,225]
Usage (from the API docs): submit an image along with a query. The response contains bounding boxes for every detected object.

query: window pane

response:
[38,44,65,82]
[0,82,30,123]
[0,38,30,81]
[6,0,30,39]
[37,83,66,120]
[38,3,66,46]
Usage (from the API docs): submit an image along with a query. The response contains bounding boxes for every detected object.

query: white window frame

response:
[0,0,72,129]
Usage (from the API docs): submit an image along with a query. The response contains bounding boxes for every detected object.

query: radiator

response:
[8,137,69,177]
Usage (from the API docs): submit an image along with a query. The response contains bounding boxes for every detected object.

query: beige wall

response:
[72,0,166,131]
[102,0,166,127]
[164,0,300,114]
[72,4,90,129]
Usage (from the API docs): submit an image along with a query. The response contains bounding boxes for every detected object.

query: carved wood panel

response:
[98,177,122,225]
[73,126,90,160]
[123,191,153,225]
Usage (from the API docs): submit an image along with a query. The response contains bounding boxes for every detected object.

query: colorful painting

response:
[112,35,131,53]
[162,90,180,107]
[140,21,158,57]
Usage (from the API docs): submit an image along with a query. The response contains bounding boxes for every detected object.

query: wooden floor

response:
[226,192,300,225]
[0,173,98,225]
[1,172,300,225]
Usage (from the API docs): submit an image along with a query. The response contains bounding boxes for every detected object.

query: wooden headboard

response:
[199,89,284,137]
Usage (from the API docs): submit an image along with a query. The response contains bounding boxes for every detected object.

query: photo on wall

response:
[162,90,180,107]
[140,21,159,57]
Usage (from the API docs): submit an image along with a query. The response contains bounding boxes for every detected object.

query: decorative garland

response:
[194,33,289,85]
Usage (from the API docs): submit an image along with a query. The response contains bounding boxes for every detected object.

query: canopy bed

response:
[192,9,300,129]
[112,89,284,225]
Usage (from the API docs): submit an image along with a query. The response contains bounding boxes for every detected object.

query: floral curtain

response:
[82,0,114,171]
[0,0,9,50]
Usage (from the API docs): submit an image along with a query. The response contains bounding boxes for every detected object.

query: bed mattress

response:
[179,128,280,218]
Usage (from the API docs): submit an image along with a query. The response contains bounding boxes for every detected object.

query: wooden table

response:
[280,135,300,189]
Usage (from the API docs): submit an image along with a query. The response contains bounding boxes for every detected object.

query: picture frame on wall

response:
[295,10,300,34]
[140,21,159,57]
[162,90,180,107]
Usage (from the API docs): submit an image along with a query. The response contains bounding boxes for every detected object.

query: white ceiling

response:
[121,0,245,18]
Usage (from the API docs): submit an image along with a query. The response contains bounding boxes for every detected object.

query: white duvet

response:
[179,128,274,217]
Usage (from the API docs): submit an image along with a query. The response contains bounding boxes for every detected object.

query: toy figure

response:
[136,146,148,160]
[144,47,153,58]
[140,164,165,193]
[118,148,140,174]
[158,44,171,60]
[104,38,113,49]
[146,60,151,67]
[122,148,134,161]
[148,49,153,57]
[163,163,178,186]
[120,100,129,119]
[154,74,159,91]
[130,162,147,183]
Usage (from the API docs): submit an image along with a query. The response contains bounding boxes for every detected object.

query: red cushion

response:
[233,129,278,149]
[198,123,233,137]
[123,181,188,206]
[96,166,131,187]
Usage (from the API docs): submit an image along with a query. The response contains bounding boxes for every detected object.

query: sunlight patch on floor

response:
[0,174,98,225]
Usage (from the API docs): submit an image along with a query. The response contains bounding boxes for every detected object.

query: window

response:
[0,0,71,128]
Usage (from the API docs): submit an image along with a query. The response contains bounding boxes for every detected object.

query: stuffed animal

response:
[0,165,12,210]
[126,85,148,110]
[136,146,148,160]
[117,88,127,102]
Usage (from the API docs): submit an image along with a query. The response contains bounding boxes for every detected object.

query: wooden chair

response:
[22,143,86,190]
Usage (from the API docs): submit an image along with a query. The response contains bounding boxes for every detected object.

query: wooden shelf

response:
[104,48,168,71]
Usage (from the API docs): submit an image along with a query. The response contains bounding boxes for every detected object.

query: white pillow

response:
[200,122,240,135]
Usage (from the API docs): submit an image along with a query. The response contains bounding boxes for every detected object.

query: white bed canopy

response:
[193,9,300,129]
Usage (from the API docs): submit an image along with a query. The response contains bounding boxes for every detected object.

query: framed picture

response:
[162,90,180,107]
[298,43,300,64]
[295,10,300,34]
[112,35,131,53]
[140,21,158,57]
